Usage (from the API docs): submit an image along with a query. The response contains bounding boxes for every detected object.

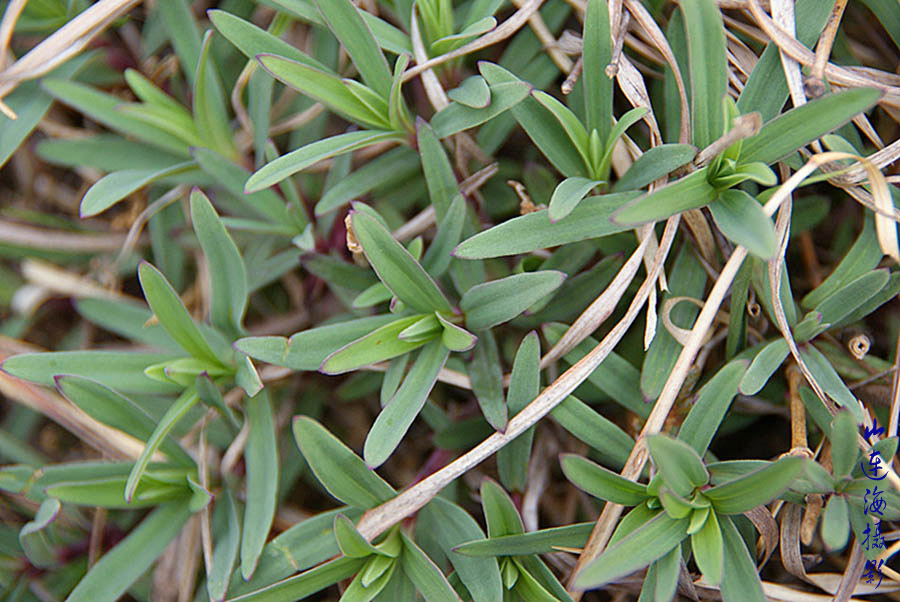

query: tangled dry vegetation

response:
[2,0,900,600]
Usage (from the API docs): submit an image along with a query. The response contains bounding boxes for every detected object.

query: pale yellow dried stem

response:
[0,0,142,99]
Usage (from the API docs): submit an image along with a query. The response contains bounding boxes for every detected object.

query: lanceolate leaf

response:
[612,144,697,192]
[549,177,603,222]
[704,456,806,514]
[194,30,237,160]
[691,510,723,585]
[245,130,402,192]
[229,556,366,602]
[467,330,508,432]
[461,271,566,330]
[497,331,540,491]
[680,0,727,148]
[455,191,638,259]
[320,315,433,375]
[677,360,748,456]
[313,0,392,98]
[582,0,612,138]
[719,516,766,602]
[399,532,462,602]
[208,488,241,602]
[646,435,709,497]
[124,389,200,502]
[241,390,279,580]
[574,513,689,589]
[560,454,649,505]
[417,498,503,602]
[80,162,196,218]
[740,88,882,165]
[190,189,248,335]
[351,210,452,313]
[708,189,777,260]
[454,523,593,557]
[65,503,193,602]
[292,417,396,508]
[55,375,193,466]
[138,262,223,365]
[364,341,450,467]
[611,168,717,226]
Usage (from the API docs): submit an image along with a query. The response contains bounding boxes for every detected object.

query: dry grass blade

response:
[0,0,142,100]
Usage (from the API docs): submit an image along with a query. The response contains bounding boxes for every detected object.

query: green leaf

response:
[652,546,680,602]
[190,189,248,335]
[417,119,460,221]
[352,209,452,313]
[399,532,462,602]
[678,360,748,456]
[42,79,191,157]
[455,523,591,558]
[75,297,178,352]
[611,168,717,226]
[229,556,366,602]
[80,162,196,218]
[55,375,193,466]
[497,331,540,491]
[582,0,612,137]
[461,271,566,330]
[454,192,637,259]
[740,88,882,164]
[208,488,241,602]
[436,313,478,352]
[647,435,709,496]
[1,350,182,395]
[561,454,649,505]
[208,9,330,70]
[447,75,491,108]
[822,494,850,551]
[597,107,649,180]
[431,79,532,138]
[708,190,777,260]
[194,30,237,160]
[829,410,858,479]
[246,129,402,192]
[550,396,635,470]
[548,177,603,222]
[241,390,278,579]
[138,262,223,365]
[681,0,727,148]
[19,498,60,568]
[236,315,396,371]
[423,194,467,278]
[124,388,199,502]
[795,269,890,342]
[313,0,392,98]
[691,510,723,585]
[480,62,587,178]
[612,144,697,192]
[344,557,396,601]
[574,513,689,589]
[398,314,441,343]
[320,315,432,375]
[292,416,395,508]
[335,514,382,558]
[704,456,806,514]
[532,91,590,169]
[512,560,561,602]
[65,502,193,602]
[481,479,525,538]
[364,341,450,467]
[799,344,864,422]
[719,515,766,602]
[418,498,503,602]
[738,339,789,395]
[467,330,508,431]
[44,473,190,508]
[801,214,882,309]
